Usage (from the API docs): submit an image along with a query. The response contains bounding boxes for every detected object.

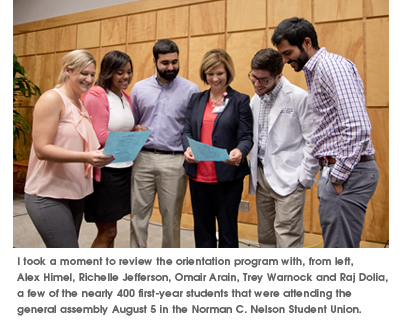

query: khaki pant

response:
[256,162,306,248]
[130,151,187,248]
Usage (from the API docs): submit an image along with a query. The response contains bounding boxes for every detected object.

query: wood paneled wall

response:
[13,0,389,244]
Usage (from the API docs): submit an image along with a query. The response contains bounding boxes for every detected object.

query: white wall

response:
[13,0,139,25]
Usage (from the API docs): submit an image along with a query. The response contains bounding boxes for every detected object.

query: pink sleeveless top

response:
[25,88,100,199]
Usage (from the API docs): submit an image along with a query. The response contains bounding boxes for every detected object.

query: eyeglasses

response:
[248,72,277,85]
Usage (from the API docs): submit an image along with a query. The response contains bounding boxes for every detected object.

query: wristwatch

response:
[330,175,345,185]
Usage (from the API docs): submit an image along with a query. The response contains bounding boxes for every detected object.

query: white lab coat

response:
[248,77,319,196]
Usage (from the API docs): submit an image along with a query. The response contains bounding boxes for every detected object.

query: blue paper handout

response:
[103,130,151,163]
[187,137,230,162]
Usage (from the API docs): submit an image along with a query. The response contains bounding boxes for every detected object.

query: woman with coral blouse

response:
[181,49,253,248]
[82,51,146,248]
[24,50,114,248]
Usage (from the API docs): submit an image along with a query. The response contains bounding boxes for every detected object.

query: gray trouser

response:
[317,160,379,248]
[24,194,84,248]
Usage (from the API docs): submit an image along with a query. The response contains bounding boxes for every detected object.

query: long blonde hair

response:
[55,49,96,88]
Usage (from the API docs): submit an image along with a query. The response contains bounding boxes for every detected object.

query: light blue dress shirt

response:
[130,74,200,152]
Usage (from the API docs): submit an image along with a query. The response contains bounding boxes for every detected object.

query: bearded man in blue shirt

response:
[130,39,200,248]
[272,17,379,248]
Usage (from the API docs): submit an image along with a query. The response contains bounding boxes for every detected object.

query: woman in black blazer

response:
[181,49,253,248]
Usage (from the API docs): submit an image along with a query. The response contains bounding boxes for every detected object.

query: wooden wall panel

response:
[361,108,389,243]
[55,25,77,52]
[268,0,312,28]
[281,66,308,92]
[303,189,313,232]
[54,52,69,86]
[35,29,55,54]
[314,0,363,22]
[101,17,127,47]
[77,22,100,49]
[365,0,389,17]
[316,21,364,79]
[188,34,226,90]
[311,176,322,234]
[227,30,267,97]
[227,0,266,32]
[156,7,189,39]
[127,12,156,43]
[89,48,101,81]
[190,1,226,36]
[126,42,156,88]
[13,32,36,56]
[13,0,390,244]
[100,45,127,59]
[238,176,257,225]
[13,0,214,34]
[365,17,389,107]
[34,54,55,93]
[181,180,192,214]
[172,38,189,80]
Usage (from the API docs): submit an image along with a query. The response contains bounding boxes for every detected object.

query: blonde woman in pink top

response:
[24,50,114,248]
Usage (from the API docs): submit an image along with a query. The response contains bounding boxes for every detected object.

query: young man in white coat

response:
[248,48,319,248]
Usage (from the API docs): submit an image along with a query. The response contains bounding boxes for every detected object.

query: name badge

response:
[281,107,294,114]
[212,98,229,114]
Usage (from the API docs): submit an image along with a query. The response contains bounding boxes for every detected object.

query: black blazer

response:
[181,86,253,182]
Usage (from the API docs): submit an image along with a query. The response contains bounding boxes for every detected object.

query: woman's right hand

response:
[88,150,114,167]
[184,147,198,164]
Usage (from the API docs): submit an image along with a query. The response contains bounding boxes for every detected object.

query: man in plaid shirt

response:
[271,17,379,248]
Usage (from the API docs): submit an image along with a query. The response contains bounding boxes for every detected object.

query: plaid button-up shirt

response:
[304,47,375,181]
[258,79,283,162]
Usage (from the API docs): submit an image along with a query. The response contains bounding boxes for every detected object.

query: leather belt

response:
[141,147,183,155]
[318,155,375,166]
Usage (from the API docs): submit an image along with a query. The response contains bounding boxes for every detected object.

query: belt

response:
[141,147,183,155]
[318,155,375,166]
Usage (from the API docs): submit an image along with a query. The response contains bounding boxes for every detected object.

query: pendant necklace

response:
[210,91,228,107]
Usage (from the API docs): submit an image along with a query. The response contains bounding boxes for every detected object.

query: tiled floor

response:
[13,193,255,248]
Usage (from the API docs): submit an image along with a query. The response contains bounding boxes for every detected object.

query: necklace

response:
[210,91,227,107]
[118,92,125,109]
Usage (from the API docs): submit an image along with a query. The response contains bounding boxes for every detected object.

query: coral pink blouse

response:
[193,100,218,183]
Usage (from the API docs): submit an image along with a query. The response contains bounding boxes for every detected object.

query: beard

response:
[288,48,309,72]
[157,66,179,82]
[255,79,278,96]
[264,79,279,95]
